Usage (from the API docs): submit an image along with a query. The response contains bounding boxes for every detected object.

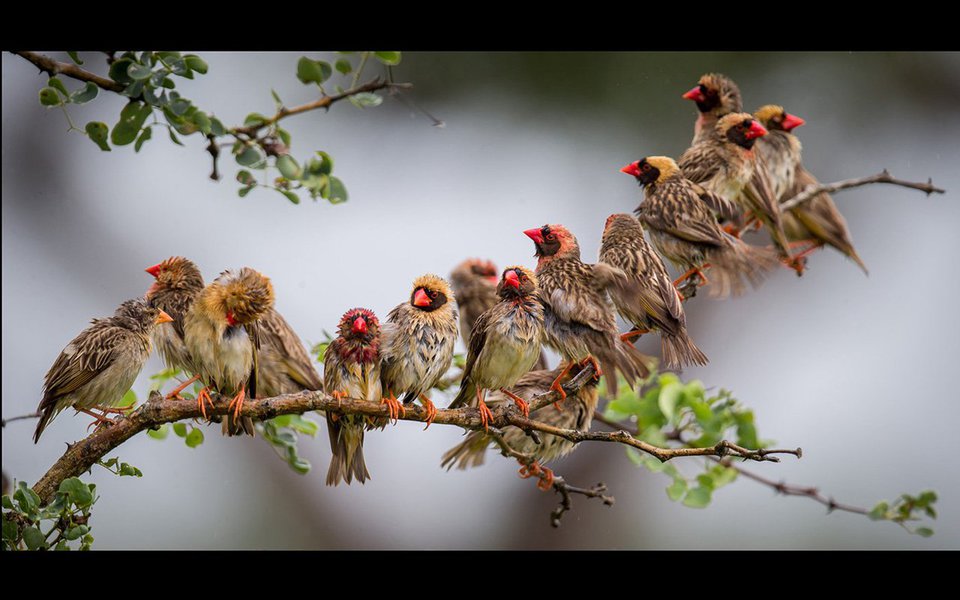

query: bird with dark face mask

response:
[754,105,867,274]
[682,73,743,145]
[183,267,275,436]
[34,298,173,442]
[524,224,657,400]
[623,156,779,298]
[323,308,383,486]
[448,266,544,430]
[380,274,459,428]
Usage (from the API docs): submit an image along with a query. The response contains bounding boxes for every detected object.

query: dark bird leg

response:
[196,387,214,420]
[165,374,200,400]
[499,388,529,417]
[227,388,246,419]
[475,388,494,432]
[418,393,438,429]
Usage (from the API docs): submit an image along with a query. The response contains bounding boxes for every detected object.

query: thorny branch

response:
[780,170,945,212]
[11,51,125,93]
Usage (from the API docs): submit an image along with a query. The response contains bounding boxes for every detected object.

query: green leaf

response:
[335,59,352,74]
[146,424,169,440]
[160,77,176,89]
[127,62,153,81]
[100,457,118,469]
[108,58,135,85]
[683,486,712,509]
[243,112,267,127]
[119,463,143,477]
[185,427,204,448]
[2,519,18,541]
[276,155,301,179]
[658,381,682,422]
[374,51,401,65]
[350,92,382,108]
[70,82,99,104]
[1,495,13,510]
[172,422,188,438]
[710,465,738,488]
[85,121,111,151]
[316,150,334,175]
[236,146,264,167]
[868,501,889,521]
[111,102,152,146]
[168,128,183,146]
[279,190,300,205]
[14,482,40,514]
[666,477,688,502]
[238,186,254,198]
[22,526,47,550]
[277,127,291,147]
[288,415,319,436]
[192,111,212,136]
[184,54,208,74]
[67,51,84,65]
[290,458,311,475]
[915,527,934,538]
[271,89,283,106]
[156,51,182,63]
[328,176,348,204]
[38,87,62,106]
[119,389,137,408]
[48,77,70,98]
[135,126,152,153]
[296,57,332,85]
[236,170,256,186]
[209,117,226,137]
[58,478,93,507]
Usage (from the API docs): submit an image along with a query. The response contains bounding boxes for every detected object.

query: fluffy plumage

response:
[598,214,707,368]
[257,308,324,397]
[145,256,204,374]
[34,298,171,442]
[684,73,743,145]
[449,258,499,345]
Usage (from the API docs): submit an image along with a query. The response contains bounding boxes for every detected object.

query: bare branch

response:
[780,169,945,212]
[11,51,124,93]
[2,412,41,428]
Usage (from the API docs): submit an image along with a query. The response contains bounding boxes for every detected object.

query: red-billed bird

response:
[622,156,779,297]
[682,73,743,144]
[525,224,656,399]
[448,266,545,430]
[599,214,708,368]
[323,308,383,485]
[34,298,173,442]
[753,105,868,274]
[183,268,275,436]
[380,274,459,427]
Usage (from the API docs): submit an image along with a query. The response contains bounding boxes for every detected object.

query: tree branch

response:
[11,51,124,93]
[780,169,945,212]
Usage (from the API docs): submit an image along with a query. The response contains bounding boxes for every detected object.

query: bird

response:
[183,267,275,436]
[598,213,708,369]
[753,104,868,274]
[448,266,545,430]
[34,298,173,443]
[257,308,324,398]
[682,72,743,145]
[441,362,600,489]
[524,223,657,399]
[379,274,459,428]
[622,155,779,297]
[678,112,795,263]
[323,308,383,485]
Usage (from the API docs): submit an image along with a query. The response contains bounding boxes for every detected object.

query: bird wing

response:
[245,320,261,399]
[259,308,323,391]
[599,242,684,334]
[677,142,722,185]
[691,181,739,220]
[41,321,129,410]
[461,309,492,383]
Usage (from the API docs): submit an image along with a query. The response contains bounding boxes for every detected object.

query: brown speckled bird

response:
[754,105,868,274]
[34,298,172,442]
[598,214,708,369]
[448,266,545,429]
[441,363,599,489]
[380,274,459,427]
[257,308,324,398]
[623,156,779,297]
[525,224,656,399]
[183,267,275,436]
[683,73,743,145]
[145,257,205,398]
[323,308,383,486]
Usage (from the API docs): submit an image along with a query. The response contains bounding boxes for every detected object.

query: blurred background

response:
[3,52,958,549]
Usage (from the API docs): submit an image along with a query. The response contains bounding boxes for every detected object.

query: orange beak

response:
[155,309,174,324]
[523,228,544,244]
[504,269,520,289]
[620,161,641,177]
[781,112,806,131]
[352,315,368,334]
[745,120,768,140]
[413,288,431,307]
[145,263,162,278]
[683,86,706,102]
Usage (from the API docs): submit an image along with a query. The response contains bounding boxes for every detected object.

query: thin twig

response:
[2,412,41,428]
[780,169,945,212]
[11,51,124,93]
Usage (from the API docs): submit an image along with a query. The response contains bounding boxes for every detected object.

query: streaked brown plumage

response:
[441,363,599,471]
[34,298,172,442]
[524,224,656,398]
[257,308,324,398]
[323,308,383,486]
[624,156,779,297]
[598,214,708,369]
[183,267,275,436]
[679,112,793,259]
[683,73,743,145]
[144,257,204,376]
[380,274,459,424]
[449,266,545,428]
[754,105,868,274]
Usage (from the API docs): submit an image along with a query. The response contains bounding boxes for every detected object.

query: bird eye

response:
[546,233,556,241]
[699,84,707,93]
[430,290,438,298]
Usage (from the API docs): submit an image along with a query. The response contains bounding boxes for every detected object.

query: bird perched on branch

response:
[449,266,544,430]
[753,105,868,274]
[380,274,459,428]
[598,214,708,369]
[34,298,172,442]
[623,156,779,297]
[524,224,656,399]
[682,72,743,145]
[441,362,600,489]
[323,308,383,486]
[257,308,324,398]
[183,267,274,436]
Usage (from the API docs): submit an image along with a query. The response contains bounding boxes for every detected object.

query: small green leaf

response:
[108,58,134,85]
[288,415,319,436]
[210,117,226,137]
[2,519,18,541]
[328,176,348,204]
[276,155,301,179]
[277,127,291,147]
[135,127,152,152]
[350,92,382,108]
[270,89,283,106]
[47,77,70,98]
[160,77,176,89]
[192,111,212,135]
[127,62,154,81]
[172,422,188,438]
[119,463,142,477]
[1,495,13,510]
[236,170,256,186]
[915,527,934,538]
[58,478,93,507]
[374,51,401,65]
[38,87,62,106]
[238,186,254,198]
[868,501,889,521]
[146,424,169,440]
[168,128,183,146]
[290,458,311,475]
[64,526,84,541]
[185,427,204,448]
[658,381,682,422]
[666,477,688,502]
[70,82,99,104]
[184,54,208,74]
[335,59,352,74]
[14,482,40,514]
[22,526,47,550]
[67,51,84,65]
[296,57,333,85]
[243,112,267,127]
[119,389,137,408]
[279,189,300,204]
[682,486,712,509]
[236,146,264,167]
[111,102,152,146]
[85,122,111,151]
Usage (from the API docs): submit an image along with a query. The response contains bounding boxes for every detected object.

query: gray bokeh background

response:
[3,52,958,549]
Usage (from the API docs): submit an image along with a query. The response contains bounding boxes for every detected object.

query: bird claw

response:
[499,388,529,418]
[517,462,554,491]
[227,389,246,419]
[196,387,214,420]
[165,374,200,401]
[418,394,437,430]
[477,400,494,432]
[331,390,346,409]
[380,395,404,424]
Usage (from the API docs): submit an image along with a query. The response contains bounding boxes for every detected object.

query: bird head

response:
[337,307,381,343]
[144,256,204,299]
[620,156,680,186]
[497,265,538,299]
[469,259,499,284]
[523,224,580,259]
[717,113,767,150]
[603,213,642,237]
[410,274,454,312]
[754,104,806,132]
[201,267,275,326]
[683,73,742,116]
[114,298,173,332]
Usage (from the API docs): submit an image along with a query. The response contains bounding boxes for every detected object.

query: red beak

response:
[745,120,768,140]
[226,312,237,326]
[620,161,641,177]
[781,112,806,131]
[485,275,498,283]
[145,264,161,278]
[504,269,520,289]
[413,288,431,307]
[682,86,706,102]
[523,228,544,244]
[351,316,368,334]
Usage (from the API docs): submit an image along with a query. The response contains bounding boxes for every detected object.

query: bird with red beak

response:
[380,274,459,428]
[450,258,500,347]
[682,73,743,144]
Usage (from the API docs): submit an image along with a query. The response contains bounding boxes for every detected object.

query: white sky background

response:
[2,52,959,549]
